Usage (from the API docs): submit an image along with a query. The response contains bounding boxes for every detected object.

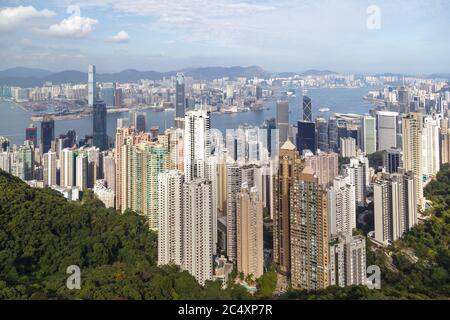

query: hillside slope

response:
[0,170,251,300]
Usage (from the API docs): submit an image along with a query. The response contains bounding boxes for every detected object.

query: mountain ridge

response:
[0,66,343,87]
[0,66,274,87]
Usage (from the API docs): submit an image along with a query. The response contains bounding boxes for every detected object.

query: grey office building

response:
[277,101,289,145]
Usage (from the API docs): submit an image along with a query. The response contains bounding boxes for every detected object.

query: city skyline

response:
[0,1,450,74]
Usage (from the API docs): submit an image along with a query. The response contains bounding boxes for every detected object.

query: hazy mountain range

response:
[0,66,344,87]
[0,67,448,88]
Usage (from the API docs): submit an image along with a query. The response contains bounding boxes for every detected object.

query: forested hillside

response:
[0,166,449,300]
[0,170,251,300]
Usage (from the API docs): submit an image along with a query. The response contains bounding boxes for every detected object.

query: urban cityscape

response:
[0,1,449,305]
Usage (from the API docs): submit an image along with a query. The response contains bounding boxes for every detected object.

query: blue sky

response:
[0,0,449,74]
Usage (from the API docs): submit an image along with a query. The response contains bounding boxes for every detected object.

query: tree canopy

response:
[0,170,251,300]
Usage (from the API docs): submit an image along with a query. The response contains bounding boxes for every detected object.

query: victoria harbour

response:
[0,86,376,145]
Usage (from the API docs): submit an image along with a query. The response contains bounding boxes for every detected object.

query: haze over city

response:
[1,0,450,73]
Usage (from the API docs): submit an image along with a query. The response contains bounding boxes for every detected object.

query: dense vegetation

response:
[0,170,252,300]
[1,163,449,300]
[283,164,450,300]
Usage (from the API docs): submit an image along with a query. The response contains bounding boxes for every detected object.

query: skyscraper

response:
[303,95,312,122]
[135,112,147,133]
[398,86,410,114]
[328,176,356,237]
[345,157,368,207]
[99,82,116,107]
[329,234,366,287]
[277,101,289,145]
[184,109,211,182]
[340,137,357,158]
[303,151,339,188]
[60,148,75,188]
[226,163,261,261]
[93,100,108,151]
[102,153,116,192]
[374,170,417,245]
[114,127,135,211]
[236,184,264,279]
[43,151,57,187]
[175,73,186,129]
[158,170,184,267]
[124,140,168,230]
[88,65,96,107]
[402,113,424,208]
[261,118,277,156]
[182,179,214,286]
[290,166,329,291]
[76,153,88,191]
[296,121,316,153]
[441,128,450,164]
[376,111,398,151]
[328,117,339,153]
[422,116,440,177]
[114,88,123,108]
[41,116,55,154]
[316,117,329,152]
[16,141,34,181]
[273,140,304,273]
[383,149,401,173]
[25,124,38,147]
[361,115,377,155]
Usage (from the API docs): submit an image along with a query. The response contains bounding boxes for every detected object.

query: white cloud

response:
[43,15,98,38]
[108,30,129,43]
[0,5,55,33]
[73,0,277,49]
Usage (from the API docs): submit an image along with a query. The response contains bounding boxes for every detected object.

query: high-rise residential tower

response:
[236,184,264,279]
[182,179,214,286]
[290,166,329,290]
[43,151,57,187]
[226,163,262,261]
[75,153,88,191]
[60,148,75,188]
[158,170,184,267]
[328,176,356,238]
[272,140,304,273]
[329,234,366,287]
[184,109,211,182]
[402,113,424,208]
[374,170,418,245]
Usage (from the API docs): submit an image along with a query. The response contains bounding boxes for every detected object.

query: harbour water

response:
[0,86,377,146]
